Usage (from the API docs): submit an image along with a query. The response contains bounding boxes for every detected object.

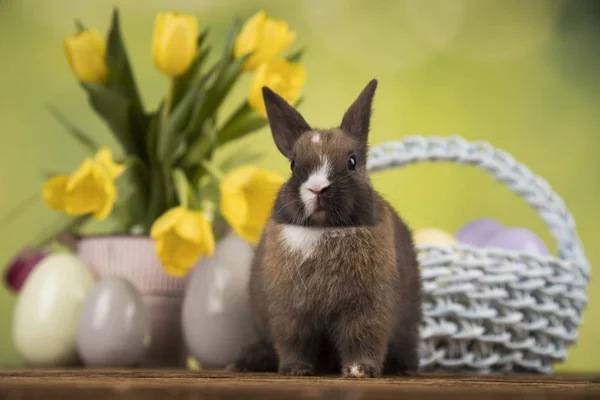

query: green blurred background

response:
[1,0,599,372]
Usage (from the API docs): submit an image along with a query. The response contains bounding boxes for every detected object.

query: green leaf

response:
[183,130,211,167]
[286,48,306,63]
[215,97,303,148]
[47,105,99,154]
[173,168,196,208]
[105,8,147,158]
[29,214,91,253]
[172,44,211,110]
[158,85,201,164]
[216,102,268,147]
[224,18,241,57]
[0,192,41,231]
[197,28,210,47]
[146,106,162,163]
[42,171,64,180]
[81,82,137,154]
[218,148,264,172]
[115,175,146,232]
[186,54,250,142]
[75,19,86,32]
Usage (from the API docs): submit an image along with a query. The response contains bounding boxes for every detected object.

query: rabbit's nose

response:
[309,184,330,195]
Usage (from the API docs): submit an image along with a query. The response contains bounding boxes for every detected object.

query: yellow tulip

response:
[42,147,125,221]
[42,175,70,212]
[63,29,109,84]
[248,59,305,117]
[220,166,285,244]
[152,12,198,77]
[234,11,296,71]
[150,206,215,277]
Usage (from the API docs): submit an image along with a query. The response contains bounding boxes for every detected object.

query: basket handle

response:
[367,135,588,271]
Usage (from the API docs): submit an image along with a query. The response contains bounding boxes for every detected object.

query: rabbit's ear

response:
[263,87,312,158]
[340,79,378,143]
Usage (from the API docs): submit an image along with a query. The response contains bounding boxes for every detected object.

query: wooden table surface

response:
[1,369,600,400]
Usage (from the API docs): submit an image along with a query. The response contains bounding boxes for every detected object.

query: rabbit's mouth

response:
[309,208,327,225]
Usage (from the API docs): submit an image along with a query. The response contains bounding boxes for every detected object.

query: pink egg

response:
[484,228,549,256]
[455,218,504,247]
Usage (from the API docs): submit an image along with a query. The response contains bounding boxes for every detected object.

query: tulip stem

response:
[161,79,174,128]
[200,159,224,182]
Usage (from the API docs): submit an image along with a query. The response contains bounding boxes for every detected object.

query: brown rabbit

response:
[233,79,422,378]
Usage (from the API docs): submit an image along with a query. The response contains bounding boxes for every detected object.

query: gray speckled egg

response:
[76,276,150,367]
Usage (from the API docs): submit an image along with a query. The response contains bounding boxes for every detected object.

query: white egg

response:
[12,252,95,366]
[182,233,259,368]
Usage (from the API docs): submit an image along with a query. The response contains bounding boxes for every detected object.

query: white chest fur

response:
[279,224,355,261]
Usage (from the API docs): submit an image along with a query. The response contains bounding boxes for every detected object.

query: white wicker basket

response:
[367,135,590,374]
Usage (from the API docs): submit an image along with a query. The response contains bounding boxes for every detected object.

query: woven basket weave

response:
[366,135,590,374]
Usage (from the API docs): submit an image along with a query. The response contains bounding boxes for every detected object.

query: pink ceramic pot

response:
[76,235,189,368]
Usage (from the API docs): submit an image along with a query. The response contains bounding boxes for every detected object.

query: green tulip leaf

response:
[218,148,264,172]
[183,134,212,167]
[286,48,306,63]
[172,44,211,110]
[47,105,99,154]
[105,8,147,157]
[215,97,303,148]
[81,83,137,155]
[158,85,200,164]
[29,214,91,253]
[216,102,268,147]
[74,19,86,32]
[172,168,197,208]
[186,53,250,143]
[197,28,210,47]
[224,18,241,57]
[183,114,218,167]
[146,106,162,163]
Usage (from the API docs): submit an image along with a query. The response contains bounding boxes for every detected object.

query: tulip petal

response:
[234,11,266,62]
[155,231,202,270]
[249,59,305,117]
[63,159,104,216]
[198,213,215,256]
[235,11,295,71]
[63,29,108,84]
[161,264,190,278]
[153,12,198,77]
[150,206,185,238]
[220,166,284,245]
[152,13,167,72]
[95,146,125,178]
[42,175,70,212]
[174,209,205,244]
[244,169,285,227]
[92,168,118,221]
[237,223,262,245]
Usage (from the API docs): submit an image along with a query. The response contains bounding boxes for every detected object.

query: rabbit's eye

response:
[290,159,296,172]
[348,155,357,170]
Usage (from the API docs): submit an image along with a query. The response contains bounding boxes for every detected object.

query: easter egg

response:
[413,228,457,246]
[12,252,95,366]
[484,227,549,256]
[455,218,505,247]
[182,233,259,368]
[76,277,150,367]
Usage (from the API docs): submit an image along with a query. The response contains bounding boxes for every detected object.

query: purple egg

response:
[484,228,549,256]
[456,218,505,247]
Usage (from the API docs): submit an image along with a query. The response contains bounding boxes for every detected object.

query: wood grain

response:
[1,369,599,400]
